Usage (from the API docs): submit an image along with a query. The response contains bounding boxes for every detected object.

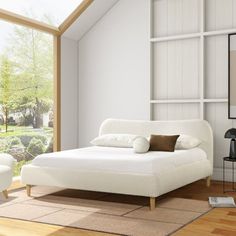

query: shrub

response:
[7,136,23,149]
[6,137,25,161]
[17,134,47,147]
[26,138,46,158]
[45,138,53,153]
[0,138,8,152]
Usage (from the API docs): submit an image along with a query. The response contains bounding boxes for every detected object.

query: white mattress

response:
[32,147,207,175]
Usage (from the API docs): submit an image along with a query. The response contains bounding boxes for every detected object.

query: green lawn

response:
[0,125,53,138]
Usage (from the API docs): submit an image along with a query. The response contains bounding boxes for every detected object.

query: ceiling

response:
[63,0,119,41]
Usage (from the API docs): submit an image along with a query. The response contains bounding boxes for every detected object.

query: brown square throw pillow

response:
[149,135,180,152]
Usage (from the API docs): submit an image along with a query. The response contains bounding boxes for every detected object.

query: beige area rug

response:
[0,186,212,236]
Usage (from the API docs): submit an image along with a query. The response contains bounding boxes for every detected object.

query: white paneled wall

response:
[153,103,200,120]
[205,103,232,168]
[205,35,228,99]
[205,0,236,31]
[151,0,236,180]
[153,0,200,37]
[153,38,200,100]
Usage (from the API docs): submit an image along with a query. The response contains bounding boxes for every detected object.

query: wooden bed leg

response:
[150,197,156,210]
[26,185,32,197]
[2,190,8,199]
[206,176,211,187]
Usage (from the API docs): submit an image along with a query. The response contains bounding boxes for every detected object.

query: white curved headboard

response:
[99,119,213,166]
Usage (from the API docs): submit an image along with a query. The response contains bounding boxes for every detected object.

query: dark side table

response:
[223,157,236,193]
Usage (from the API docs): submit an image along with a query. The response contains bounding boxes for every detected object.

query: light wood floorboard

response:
[9,180,24,191]
[0,217,114,236]
[173,208,236,236]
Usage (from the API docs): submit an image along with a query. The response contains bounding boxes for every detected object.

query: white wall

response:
[61,36,78,150]
[78,0,149,147]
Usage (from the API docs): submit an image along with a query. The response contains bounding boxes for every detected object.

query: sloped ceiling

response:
[63,0,119,41]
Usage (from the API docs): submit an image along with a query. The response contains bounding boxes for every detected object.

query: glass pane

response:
[0,0,83,26]
[0,20,54,176]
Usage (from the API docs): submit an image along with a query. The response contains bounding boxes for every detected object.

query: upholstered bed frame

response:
[21,119,213,210]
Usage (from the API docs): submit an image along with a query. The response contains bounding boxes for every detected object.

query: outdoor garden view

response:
[0,20,54,176]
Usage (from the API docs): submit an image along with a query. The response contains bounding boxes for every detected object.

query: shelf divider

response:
[150,33,201,43]
[150,98,228,104]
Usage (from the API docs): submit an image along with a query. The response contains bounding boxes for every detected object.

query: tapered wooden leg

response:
[2,190,8,199]
[206,176,211,187]
[26,185,32,197]
[150,197,156,210]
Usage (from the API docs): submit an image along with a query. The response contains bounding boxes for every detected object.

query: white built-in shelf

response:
[203,29,236,37]
[150,99,201,104]
[150,33,201,42]
[150,98,228,104]
[203,98,228,103]
[150,28,236,43]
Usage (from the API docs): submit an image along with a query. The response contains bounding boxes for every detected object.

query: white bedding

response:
[32,147,207,175]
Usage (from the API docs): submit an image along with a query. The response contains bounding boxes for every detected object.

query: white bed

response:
[21,119,213,210]
[32,146,207,175]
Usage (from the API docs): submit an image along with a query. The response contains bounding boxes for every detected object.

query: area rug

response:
[0,186,212,236]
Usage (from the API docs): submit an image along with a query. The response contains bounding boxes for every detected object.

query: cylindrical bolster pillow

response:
[133,137,150,153]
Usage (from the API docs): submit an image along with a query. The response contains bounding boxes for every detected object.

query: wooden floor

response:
[173,208,236,236]
[8,179,24,191]
[1,180,236,236]
[167,180,236,236]
[0,217,113,236]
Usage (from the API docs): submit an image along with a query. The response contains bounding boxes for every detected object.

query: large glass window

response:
[0,20,54,176]
[0,0,83,26]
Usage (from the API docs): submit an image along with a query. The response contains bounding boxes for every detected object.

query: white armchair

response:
[0,153,15,199]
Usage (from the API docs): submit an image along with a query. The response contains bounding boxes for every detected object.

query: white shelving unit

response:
[149,0,236,172]
[149,0,232,121]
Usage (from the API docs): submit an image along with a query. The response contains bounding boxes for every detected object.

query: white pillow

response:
[133,137,150,153]
[175,135,201,149]
[90,134,140,148]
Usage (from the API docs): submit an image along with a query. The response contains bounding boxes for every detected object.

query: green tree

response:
[8,25,53,128]
[0,55,15,132]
